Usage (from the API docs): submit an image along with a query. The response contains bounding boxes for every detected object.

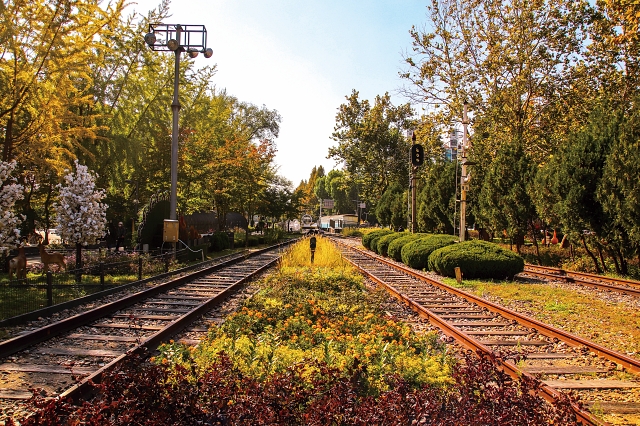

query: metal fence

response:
[0,250,182,321]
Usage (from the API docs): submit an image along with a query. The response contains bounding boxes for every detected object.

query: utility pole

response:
[459,101,470,241]
[407,172,412,231]
[411,135,417,233]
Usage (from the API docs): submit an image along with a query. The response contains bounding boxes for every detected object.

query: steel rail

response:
[60,246,285,401]
[334,241,611,426]
[0,240,294,360]
[359,247,640,375]
[523,265,640,296]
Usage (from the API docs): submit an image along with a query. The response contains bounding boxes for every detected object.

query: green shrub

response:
[387,234,424,261]
[401,235,458,270]
[247,236,260,247]
[264,228,285,244]
[362,229,393,249]
[209,232,230,252]
[428,240,525,280]
[342,228,363,238]
[376,232,405,256]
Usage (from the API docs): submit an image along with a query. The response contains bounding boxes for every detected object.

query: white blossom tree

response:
[0,161,24,252]
[55,160,107,268]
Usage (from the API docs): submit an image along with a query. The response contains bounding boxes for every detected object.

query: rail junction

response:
[523,264,640,298]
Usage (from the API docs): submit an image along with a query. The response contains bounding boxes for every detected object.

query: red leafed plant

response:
[10,351,579,426]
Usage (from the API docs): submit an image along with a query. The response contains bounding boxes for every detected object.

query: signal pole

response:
[459,101,470,241]
[409,132,423,233]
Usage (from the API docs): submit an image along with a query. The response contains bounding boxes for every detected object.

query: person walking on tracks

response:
[309,233,317,264]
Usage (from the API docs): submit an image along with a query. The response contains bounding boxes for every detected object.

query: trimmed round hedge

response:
[375,232,405,256]
[362,229,393,250]
[428,240,525,280]
[401,235,458,270]
[387,234,424,261]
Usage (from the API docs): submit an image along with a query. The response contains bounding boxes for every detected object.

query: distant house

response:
[319,214,359,232]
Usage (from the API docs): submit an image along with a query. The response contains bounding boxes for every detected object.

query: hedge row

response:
[401,235,458,270]
[362,229,393,250]
[363,232,524,280]
[429,240,525,280]
[375,232,406,256]
[387,234,425,261]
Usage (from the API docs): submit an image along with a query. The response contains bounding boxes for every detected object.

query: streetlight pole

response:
[144,24,213,222]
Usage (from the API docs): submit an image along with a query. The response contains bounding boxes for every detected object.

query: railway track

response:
[0,240,295,422]
[523,264,640,298]
[333,237,640,426]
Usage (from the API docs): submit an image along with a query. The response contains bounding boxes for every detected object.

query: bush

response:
[375,232,405,256]
[362,229,393,249]
[387,234,424,261]
[428,240,525,280]
[369,232,394,254]
[264,228,285,244]
[401,235,458,270]
[342,228,363,238]
[209,232,230,252]
[247,236,260,247]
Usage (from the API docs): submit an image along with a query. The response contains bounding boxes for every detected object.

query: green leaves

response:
[329,91,414,206]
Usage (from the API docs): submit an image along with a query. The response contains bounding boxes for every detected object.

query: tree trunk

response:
[75,242,83,284]
[580,235,601,274]
[570,243,575,262]
[596,244,608,273]
[610,250,621,275]
[617,249,628,276]
[43,183,53,245]
[76,243,82,269]
[530,221,541,265]
[3,111,14,162]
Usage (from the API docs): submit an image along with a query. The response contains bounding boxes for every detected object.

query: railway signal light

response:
[411,143,424,166]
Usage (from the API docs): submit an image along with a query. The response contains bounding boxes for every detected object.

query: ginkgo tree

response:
[0,0,125,166]
[55,161,108,269]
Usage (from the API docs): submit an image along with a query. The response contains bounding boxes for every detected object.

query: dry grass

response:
[280,236,352,272]
[444,277,640,359]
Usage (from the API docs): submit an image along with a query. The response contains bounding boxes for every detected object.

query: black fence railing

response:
[0,250,184,321]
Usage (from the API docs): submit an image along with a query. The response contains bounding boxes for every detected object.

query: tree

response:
[329,91,414,206]
[258,175,296,227]
[535,104,615,272]
[0,161,24,252]
[417,159,457,234]
[323,169,354,215]
[401,0,591,164]
[55,161,107,269]
[0,0,125,165]
[597,98,640,273]
[296,166,324,216]
[478,141,537,255]
[375,183,407,229]
[313,175,331,204]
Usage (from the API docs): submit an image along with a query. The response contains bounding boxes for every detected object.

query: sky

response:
[130,0,429,186]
